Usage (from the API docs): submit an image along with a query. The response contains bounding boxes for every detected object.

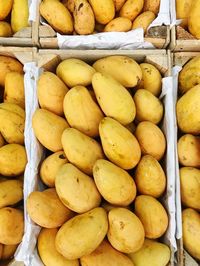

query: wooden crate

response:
[0,3,40,47]
[170,26,200,52]
[173,52,200,266]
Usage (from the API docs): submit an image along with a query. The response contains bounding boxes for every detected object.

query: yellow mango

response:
[1,244,18,260]
[11,0,29,33]
[32,109,69,152]
[56,208,108,260]
[61,128,104,175]
[63,86,104,137]
[0,56,23,87]
[0,103,25,144]
[99,117,141,170]
[40,151,68,187]
[0,22,12,37]
[73,0,95,35]
[40,0,73,34]
[0,207,24,245]
[0,144,27,177]
[188,0,200,39]
[0,133,5,148]
[120,0,144,21]
[143,0,160,15]
[88,0,115,25]
[132,11,155,33]
[80,240,134,266]
[55,163,101,213]
[27,188,73,228]
[104,17,132,32]
[0,180,23,208]
[37,71,69,116]
[113,0,126,12]
[93,56,142,88]
[0,0,13,20]
[56,58,96,87]
[4,72,25,109]
[92,72,136,125]
[107,208,145,253]
[176,0,193,28]
[93,159,136,206]
[135,195,168,239]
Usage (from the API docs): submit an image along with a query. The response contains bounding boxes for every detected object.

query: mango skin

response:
[0,22,12,37]
[132,11,155,33]
[104,17,132,32]
[55,208,108,260]
[0,0,13,20]
[32,109,69,152]
[88,0,115,25]
[11,0,29,33]
[188,0,200,39]
[0,180,23,208]
[120,0,144,21]
[40,0,73,34]
[143,0,160,15]
[182,208,200,260]
[99,117,141,170]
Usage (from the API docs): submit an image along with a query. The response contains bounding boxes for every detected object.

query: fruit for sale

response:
[0,133,5,148]
[38,228,79,266]
[0,144,27,176]
[107,208,145,253]
[135,121,166,161]
[27,188,73,228]
[63,0,75,13]
[182,208,200,260]
[0,102,25,144]
[32,108,69,152]
[0,0,13,20]
[92,72,136,125]
[135,195,168,239]
[11,0,29,33]
[0,180,23,208]
[104,17,132,32]
[73,0,95,35]
[188,0,200,39]
[40,151,68,187]
[113,0,127,12]
[134,89,163,124]
[99,117,141,169]
[143,0,160,15]
[55,163,101,213]
[93,159,136,206]
[0,56,23,87]
[63,86,104,137]
[132,11,155,33]
[176,0,193,28]
[120,0,144,21]
[178,134,200,167]
[0,22,12,37]
[128,239,171,266]
[61,128,104,175]
[179,57,200,94]
[93,56,142,88]
[4,72,25,109]
[1,244,18,260]
[135,155,166,198]
[37,72,69,116]
[180,167,200,210]
[88,0,115,25]
[56,58,96,87]
[40,0,73,34]
[137,63,162,96]
[0,207,24,245]
[80,240,134,266]
[55,207,108,260]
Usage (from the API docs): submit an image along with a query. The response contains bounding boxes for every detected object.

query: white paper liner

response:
[160,77,177,251]
[14,63,43,265]
[54,0,170,49]
[172,66,182,240]
[28,0,38,22]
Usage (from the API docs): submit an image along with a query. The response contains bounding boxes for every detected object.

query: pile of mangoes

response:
[40,0,160,35]
[27,55,171,266]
